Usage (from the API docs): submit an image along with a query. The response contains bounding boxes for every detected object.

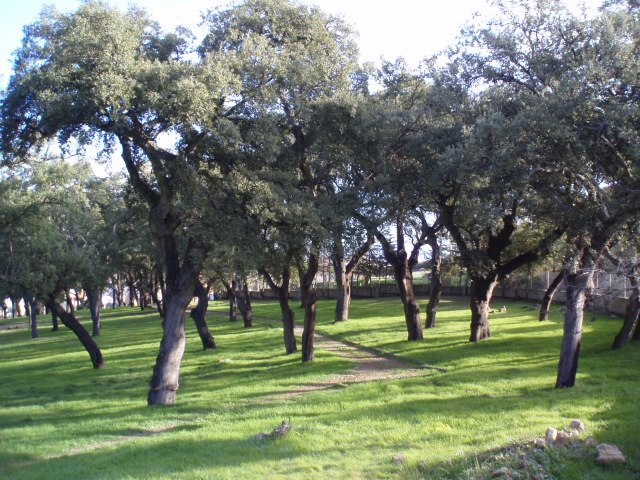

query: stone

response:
[545,428,558,444]
[491,466,511,478]
[596,444,626,464]
[585,437,598,447]
[533,438,546,447]
[555,431,571,446]
[569,419,586,432]
[392,454,406,464]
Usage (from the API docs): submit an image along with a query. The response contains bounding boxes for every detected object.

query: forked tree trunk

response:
[540,271,564,321]
[333,256,351,323]
[25,291,38,338]
[469,276,499,342]
[332,234,373,323]
[301,253,319,363]
[86,288,102,337]
[394,263,423,341]
[260,266,296,354]
[426,239,442,328]
[612,276,640,349]
[556,266,592,388]
[190,280,216,350]
[46,299,104,369]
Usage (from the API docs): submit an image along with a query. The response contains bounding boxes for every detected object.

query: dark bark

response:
[236,282,253,328]
[332,234,374,323]
[51,308,59,331]
[425,236,442,329]
[221,279,237,322]
[612,275,640,349]
[190,280,216,350]
[46,299,104,369]
[152,265,165,318]
[25,290,38,338]
[147,235,201,406]
[374,217,424,341]
[1,300,8,319]
[469,276,499,342]
[86,288,102,337]
[260,266,297,354]
[301,252,319,362]
[540,271,564,321]
[556,266,591,388]
[295,258,307,309]
[439,200,564,341]
[333,261,352,323]
[128,276,138,307]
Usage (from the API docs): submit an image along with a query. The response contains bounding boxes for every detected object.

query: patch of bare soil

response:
[0,321,28,332]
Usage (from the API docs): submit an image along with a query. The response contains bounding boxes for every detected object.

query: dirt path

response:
[212,311,444,401]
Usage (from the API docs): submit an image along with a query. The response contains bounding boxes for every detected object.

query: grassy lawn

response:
[1,297,638,479]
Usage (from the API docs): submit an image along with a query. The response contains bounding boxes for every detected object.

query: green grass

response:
[1,298,639,479]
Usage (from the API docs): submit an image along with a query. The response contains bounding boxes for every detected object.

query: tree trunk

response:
[393,263,424,341]
[86,288,102,337]
[556,267,592,388]
[47,299,104,369]
[333,255,351,322]
[540,271,564,321]
[469,276,499,342]
[147,285,193,405]
[612,276,640,349]
[11,296,23,317]
[426,239,442,328]
[236,282,253,328]
[279,294,297,354]
[296,258,307,309]
[260,266,297,354]
[51,309,59,331]
[190,280,216,350]
[221,280,237,322]
[25,291,38,338]
[301,253,319,362]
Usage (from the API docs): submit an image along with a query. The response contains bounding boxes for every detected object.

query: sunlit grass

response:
[1,297,639,479]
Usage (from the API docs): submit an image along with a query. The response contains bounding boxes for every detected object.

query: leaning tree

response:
[1,1,244,404]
